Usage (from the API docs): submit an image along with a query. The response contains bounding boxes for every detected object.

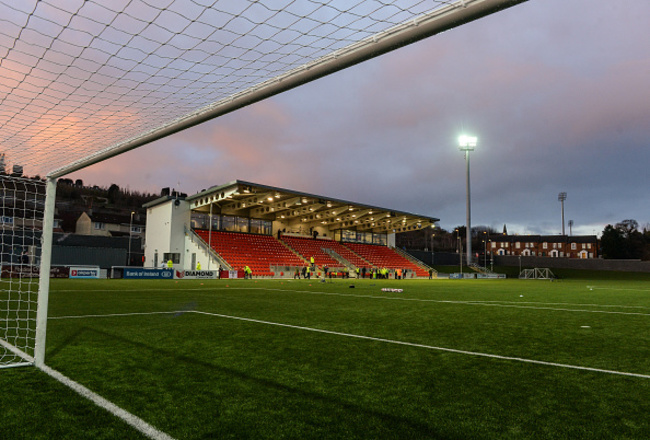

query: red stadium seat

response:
[195,230,304,276]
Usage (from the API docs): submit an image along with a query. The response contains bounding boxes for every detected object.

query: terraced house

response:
[489,234,599,259]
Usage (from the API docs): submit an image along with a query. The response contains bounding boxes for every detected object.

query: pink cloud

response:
[67,99,305,193]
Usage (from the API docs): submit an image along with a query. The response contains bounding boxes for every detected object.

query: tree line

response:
[600,219,650,260]
[57,179,158,209]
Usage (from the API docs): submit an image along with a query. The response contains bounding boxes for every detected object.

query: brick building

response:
[488,235,599,259]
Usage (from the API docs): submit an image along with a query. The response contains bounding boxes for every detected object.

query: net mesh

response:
[0,0,461,177]
[0,174,44,368]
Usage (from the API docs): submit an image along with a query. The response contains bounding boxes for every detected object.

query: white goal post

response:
[0,175,54,368]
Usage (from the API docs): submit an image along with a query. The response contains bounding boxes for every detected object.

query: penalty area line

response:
[222,287,650,316]
[193,310,650,380]
[587,286,650,292]
[39,364,176,440]
[49,311,186,320]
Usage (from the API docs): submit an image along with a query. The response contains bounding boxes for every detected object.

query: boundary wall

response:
[494,255,650,273]
[403,250,464,266]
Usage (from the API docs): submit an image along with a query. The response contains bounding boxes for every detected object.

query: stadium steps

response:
[280,235,343,269]
[321,242,372,269]
[468,263,493,275]
[322,248,355,270]
[342,242,429,278]
[275,237,310,265]
[393,247,438,278]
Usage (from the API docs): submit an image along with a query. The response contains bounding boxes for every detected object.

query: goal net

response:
[0,0,528,370]
[0,175,45,368]
[0,0,527,179]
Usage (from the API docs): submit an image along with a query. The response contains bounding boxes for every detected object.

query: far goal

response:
[519,268,556,280]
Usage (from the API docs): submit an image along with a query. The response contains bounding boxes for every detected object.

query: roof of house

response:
[79,211,145,226]
[53,232,141,248]
[489,234,598,243]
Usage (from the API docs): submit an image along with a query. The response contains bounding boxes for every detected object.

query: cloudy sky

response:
[68,0,650,236]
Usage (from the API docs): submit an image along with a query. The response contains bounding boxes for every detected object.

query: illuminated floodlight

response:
[458,135,478,150]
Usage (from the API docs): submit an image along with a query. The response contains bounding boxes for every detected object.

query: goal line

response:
[40,364,176,440]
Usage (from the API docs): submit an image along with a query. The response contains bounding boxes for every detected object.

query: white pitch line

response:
[39,364,176,440]
[435,301,650,317]
[50,311,184,320]
[193,310,650,380]
[433,298,650,310]
[53,288,215,293]
[216,287,650,316]
[587,286,650,292]
[47,286,650,320]
[51,285,650,312]
[48,309,650,379]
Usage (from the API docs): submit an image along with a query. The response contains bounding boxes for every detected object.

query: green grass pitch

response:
[2,274,649,439]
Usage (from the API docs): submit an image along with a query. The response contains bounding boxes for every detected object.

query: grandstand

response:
[145,180,437,278]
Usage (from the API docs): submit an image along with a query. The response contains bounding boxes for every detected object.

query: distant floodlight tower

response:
[128,211,135,266]
[459,135,477,264]
[558,192,567,235]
